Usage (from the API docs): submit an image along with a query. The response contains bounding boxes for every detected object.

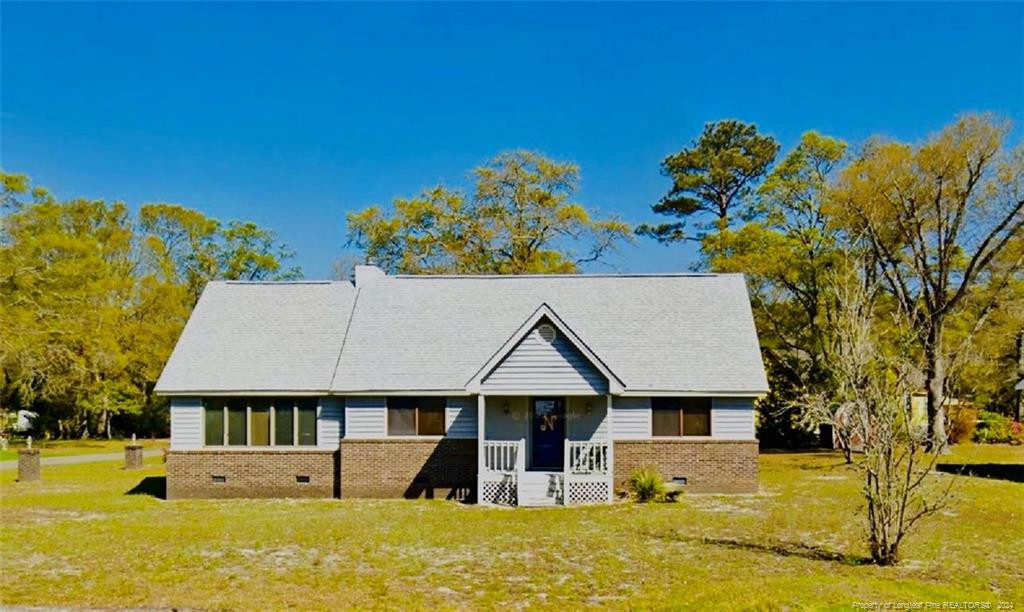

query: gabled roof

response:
[466,303,624,394]
[329,273,768,395]
[156,272,770,396]
[155,281,356,394]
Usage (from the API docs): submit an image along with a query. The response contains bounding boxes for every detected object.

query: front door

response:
[531,397,565,470]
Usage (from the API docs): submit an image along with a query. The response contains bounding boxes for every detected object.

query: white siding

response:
[712,397,757,439]
[611,396,651,439]
[481,323,608,394]
[318,397,344,448]
[446,396,478,438]
[484,396,529,441]
[344,396,387,438]
[170,397,203,450]
[567,396,608,441]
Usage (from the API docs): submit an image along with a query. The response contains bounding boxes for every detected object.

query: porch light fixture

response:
[585,402,592,414]
[502,401,510,414]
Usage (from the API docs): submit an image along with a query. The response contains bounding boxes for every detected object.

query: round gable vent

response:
[537,323,557,343]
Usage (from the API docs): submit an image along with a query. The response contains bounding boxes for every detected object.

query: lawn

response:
[0,438,168,462]
[0,444,1020,609]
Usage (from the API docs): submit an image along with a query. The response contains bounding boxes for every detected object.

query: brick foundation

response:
[613,439,759,494]
[166,449,338,499]
[124,444,144,470]
[340,438,476,500]
[18,448,41,482]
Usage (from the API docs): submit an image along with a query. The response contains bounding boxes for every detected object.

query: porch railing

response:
[480,439,525,506]
[565,440,610,475]
[482,440,523,473]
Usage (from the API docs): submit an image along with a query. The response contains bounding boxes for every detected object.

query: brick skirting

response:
[166,449,338,499]
[613,439,759,494]
[340,438,476,501]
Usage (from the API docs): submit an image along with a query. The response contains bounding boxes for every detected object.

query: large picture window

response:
[387,397,446,436]
[651,397,711,437]
[202,397,317,447]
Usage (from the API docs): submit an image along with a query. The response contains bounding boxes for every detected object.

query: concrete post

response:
[124,434,143,470]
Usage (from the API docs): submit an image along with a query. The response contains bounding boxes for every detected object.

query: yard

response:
[1,445,1021,609]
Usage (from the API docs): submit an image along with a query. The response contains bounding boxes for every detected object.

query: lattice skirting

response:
[481,476,517,506]
[567,479,611,505]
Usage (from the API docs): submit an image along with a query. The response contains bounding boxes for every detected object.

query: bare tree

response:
[827,267,957,566]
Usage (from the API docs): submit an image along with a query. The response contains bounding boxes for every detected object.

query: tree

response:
[831,113,1024,448]
[637,120,779,244]
[705,133,848,427]
[346,150,631,274]
[826,268,955,565]
[2,173,304,438]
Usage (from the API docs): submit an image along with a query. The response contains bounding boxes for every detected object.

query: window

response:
[297,398,317,446]
[652,397,711,437]
[274,398,295,445]
[227,399,247,445]
[204,399,226,446]
[388,397,446,436]
[201,397,317,447]
[250,398,271,446]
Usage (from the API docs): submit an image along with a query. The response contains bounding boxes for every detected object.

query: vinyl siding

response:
[711,397,757,439]
[343,396,387,438]
[445,396,478,438]
[611,396,651,439]
[567,396,608,441]
[318,397,344,448]
[170,397,203,450]
[481,323,608,394]
[484,396,529,441]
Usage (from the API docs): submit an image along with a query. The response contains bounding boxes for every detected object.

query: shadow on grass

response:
[126,476,166,499]
[936,463,1024,483]
[650,530,870,565]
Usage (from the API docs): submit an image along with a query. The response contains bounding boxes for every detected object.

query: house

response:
[155,265,769,505]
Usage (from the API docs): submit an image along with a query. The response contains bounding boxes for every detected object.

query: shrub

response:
[947,405,978,444]
[972,410,1020,444]
[629,468,666,503]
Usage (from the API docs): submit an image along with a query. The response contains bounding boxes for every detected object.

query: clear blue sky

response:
[2,2,1021,278]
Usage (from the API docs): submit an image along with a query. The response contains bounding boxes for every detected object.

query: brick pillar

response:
[18,448,41,482]
[124,444,144,470]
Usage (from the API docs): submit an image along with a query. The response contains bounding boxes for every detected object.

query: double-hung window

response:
[203,397,317,446]
[387,397,445,436]
[652,397,711,437]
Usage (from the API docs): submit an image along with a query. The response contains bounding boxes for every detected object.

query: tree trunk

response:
[924,325,947,451]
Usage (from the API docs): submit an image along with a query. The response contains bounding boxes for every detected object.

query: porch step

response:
[518,471,563,507]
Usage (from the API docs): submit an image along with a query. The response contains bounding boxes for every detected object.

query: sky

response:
[2,2,1022,279]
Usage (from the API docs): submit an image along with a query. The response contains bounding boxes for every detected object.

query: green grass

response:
[1,445,1021,609]
[0,438,168,461]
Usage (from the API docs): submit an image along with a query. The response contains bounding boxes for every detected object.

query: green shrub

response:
[629,467,666,503]
[972,410,1023,444]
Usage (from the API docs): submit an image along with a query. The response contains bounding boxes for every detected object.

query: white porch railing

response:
[566,440,610,475]
[564,439,614,505]
[483,440,521,474]
[479,439,525,506]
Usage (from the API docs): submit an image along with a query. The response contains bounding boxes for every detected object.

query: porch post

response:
[606,394,614,502]
[477,394,485,504]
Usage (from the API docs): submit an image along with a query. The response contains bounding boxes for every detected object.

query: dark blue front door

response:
[531,398,565,470]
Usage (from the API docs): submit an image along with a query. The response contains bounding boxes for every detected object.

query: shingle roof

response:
[154,281,356,393]
[156,272,770,395]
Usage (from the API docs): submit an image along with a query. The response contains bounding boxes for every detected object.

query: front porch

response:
[476,395,614,506]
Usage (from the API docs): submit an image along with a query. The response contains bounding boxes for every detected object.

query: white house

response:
[155,265,769,505]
